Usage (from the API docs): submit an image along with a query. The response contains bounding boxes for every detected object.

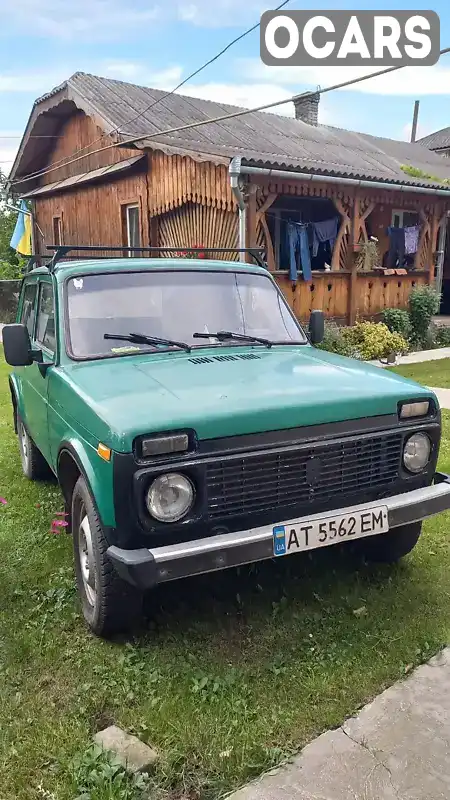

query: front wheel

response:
[358,522,422,564]
[72,476,142,637]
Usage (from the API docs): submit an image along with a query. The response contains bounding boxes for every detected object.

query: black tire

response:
[358,522,422,564]
[17,413,51,481]
[72,475,142,637]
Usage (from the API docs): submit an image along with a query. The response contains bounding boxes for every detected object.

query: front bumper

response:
[107,472,450,590]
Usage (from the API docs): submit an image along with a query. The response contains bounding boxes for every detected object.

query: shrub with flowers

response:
[341,321,408,361]
[173,243,206,259]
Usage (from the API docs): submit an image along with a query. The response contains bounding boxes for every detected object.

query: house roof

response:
[10,71,450,194]
[417,127,450,151]
[21,155,145,197]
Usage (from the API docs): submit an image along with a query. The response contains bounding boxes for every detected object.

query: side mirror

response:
[2,324,33,367]
[309,310,325,345]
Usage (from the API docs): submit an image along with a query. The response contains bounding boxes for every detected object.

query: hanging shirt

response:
[312,218,339,257]
[404,225,420,255]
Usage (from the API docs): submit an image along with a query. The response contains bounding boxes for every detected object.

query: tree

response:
[0,170,23,279]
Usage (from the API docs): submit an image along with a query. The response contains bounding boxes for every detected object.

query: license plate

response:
[273,506,389,557]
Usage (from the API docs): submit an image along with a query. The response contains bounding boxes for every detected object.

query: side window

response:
[35,282,56,353]
[122,204,141,255]
[20,282,37,337]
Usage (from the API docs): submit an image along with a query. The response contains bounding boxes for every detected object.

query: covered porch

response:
[236,164,448,325]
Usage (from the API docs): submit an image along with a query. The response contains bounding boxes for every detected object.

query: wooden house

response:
[9,72,450,325]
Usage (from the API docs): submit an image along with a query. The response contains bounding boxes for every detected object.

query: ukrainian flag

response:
[10,200,32,256]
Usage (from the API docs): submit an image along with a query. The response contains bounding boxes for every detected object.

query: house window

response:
[123,204,141,255]
[391,210,420,228]
[53,216,63,246]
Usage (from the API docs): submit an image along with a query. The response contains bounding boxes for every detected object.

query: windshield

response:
[66,269,306,359]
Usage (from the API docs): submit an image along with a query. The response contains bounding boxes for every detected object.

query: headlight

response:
[400,401,430,419]
[403,433,431,474]
[146,473,195,522]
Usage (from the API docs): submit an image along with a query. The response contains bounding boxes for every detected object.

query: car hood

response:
[60,346,436,451]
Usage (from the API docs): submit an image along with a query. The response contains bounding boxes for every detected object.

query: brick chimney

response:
[293,92,320,126]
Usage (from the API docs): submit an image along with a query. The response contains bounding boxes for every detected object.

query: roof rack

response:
[46,245,267,271]
[23,254,53,274]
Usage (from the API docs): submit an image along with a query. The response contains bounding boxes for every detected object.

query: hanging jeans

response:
[287,222,312,282]
[387,227,405,268]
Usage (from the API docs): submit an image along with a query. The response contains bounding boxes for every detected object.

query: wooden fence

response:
[275,271,428,325]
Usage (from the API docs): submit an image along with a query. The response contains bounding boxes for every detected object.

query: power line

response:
[11,46,450,188]
[113,0,291,136]
[12,0,291,187]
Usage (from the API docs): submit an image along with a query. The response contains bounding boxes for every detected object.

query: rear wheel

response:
[358,522,422,564]
[17,413,51,480]
[72,475,142,637]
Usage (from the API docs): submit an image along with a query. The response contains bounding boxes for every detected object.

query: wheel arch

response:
[57,440,114,531]
[8,376,19,433]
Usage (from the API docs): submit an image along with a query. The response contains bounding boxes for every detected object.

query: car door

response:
[21,277,56,465]
[14,276,39,425]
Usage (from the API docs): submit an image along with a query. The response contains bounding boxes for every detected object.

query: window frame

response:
[35,279,56,357]
[52,215,63,246]
[391,209,420,229]
[123,204,141,255]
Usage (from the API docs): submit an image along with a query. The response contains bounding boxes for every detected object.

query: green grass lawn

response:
[2,350,450,800]
[390,357,450,388]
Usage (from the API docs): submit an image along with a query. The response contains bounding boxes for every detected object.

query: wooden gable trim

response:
[148,151,236,216]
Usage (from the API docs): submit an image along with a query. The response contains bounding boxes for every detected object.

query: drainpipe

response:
[229,156,450,198]
[229,157,247,262]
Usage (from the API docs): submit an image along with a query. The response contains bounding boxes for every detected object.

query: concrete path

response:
[370,347,450,368]
[229,648,450,800]
[0,323,3,342]
[396,347,450,365]
[429,387,450,410]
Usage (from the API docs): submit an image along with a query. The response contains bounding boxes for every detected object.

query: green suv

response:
[3,246,450,637]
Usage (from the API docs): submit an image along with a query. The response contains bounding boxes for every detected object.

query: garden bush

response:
[317,323,358,358]
[408,285,441,346]
[342,321,408,361]
[435,326,450,348]
[318,321,408,361]
[381,308,412,341]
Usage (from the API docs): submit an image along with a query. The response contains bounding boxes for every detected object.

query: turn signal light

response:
[97,443,112,461]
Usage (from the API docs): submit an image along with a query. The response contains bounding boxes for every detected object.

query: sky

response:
[1,0,450,175]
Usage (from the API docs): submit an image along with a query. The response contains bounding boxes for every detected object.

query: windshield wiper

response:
[104,332,191,352]
[192,330,272,347]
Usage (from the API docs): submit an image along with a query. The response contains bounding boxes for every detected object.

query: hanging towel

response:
[387,226,405,268]
[404,224,420,255]
[312,217,339,257]
[287,222,312,282]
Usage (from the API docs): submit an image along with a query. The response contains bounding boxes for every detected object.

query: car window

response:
[20,282,37,337]
[66,270,306,358]
[35,282,56,353]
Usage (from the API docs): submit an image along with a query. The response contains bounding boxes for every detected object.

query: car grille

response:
[205,432,403,519]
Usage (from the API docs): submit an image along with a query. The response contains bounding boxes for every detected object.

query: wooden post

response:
[255,192,277,270]
[348,193,359,325]
[331,197,352,271]
[149,215,159,255]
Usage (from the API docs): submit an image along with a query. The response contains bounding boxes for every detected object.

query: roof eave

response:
[233,157,450,197]
[9,77,120,190]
